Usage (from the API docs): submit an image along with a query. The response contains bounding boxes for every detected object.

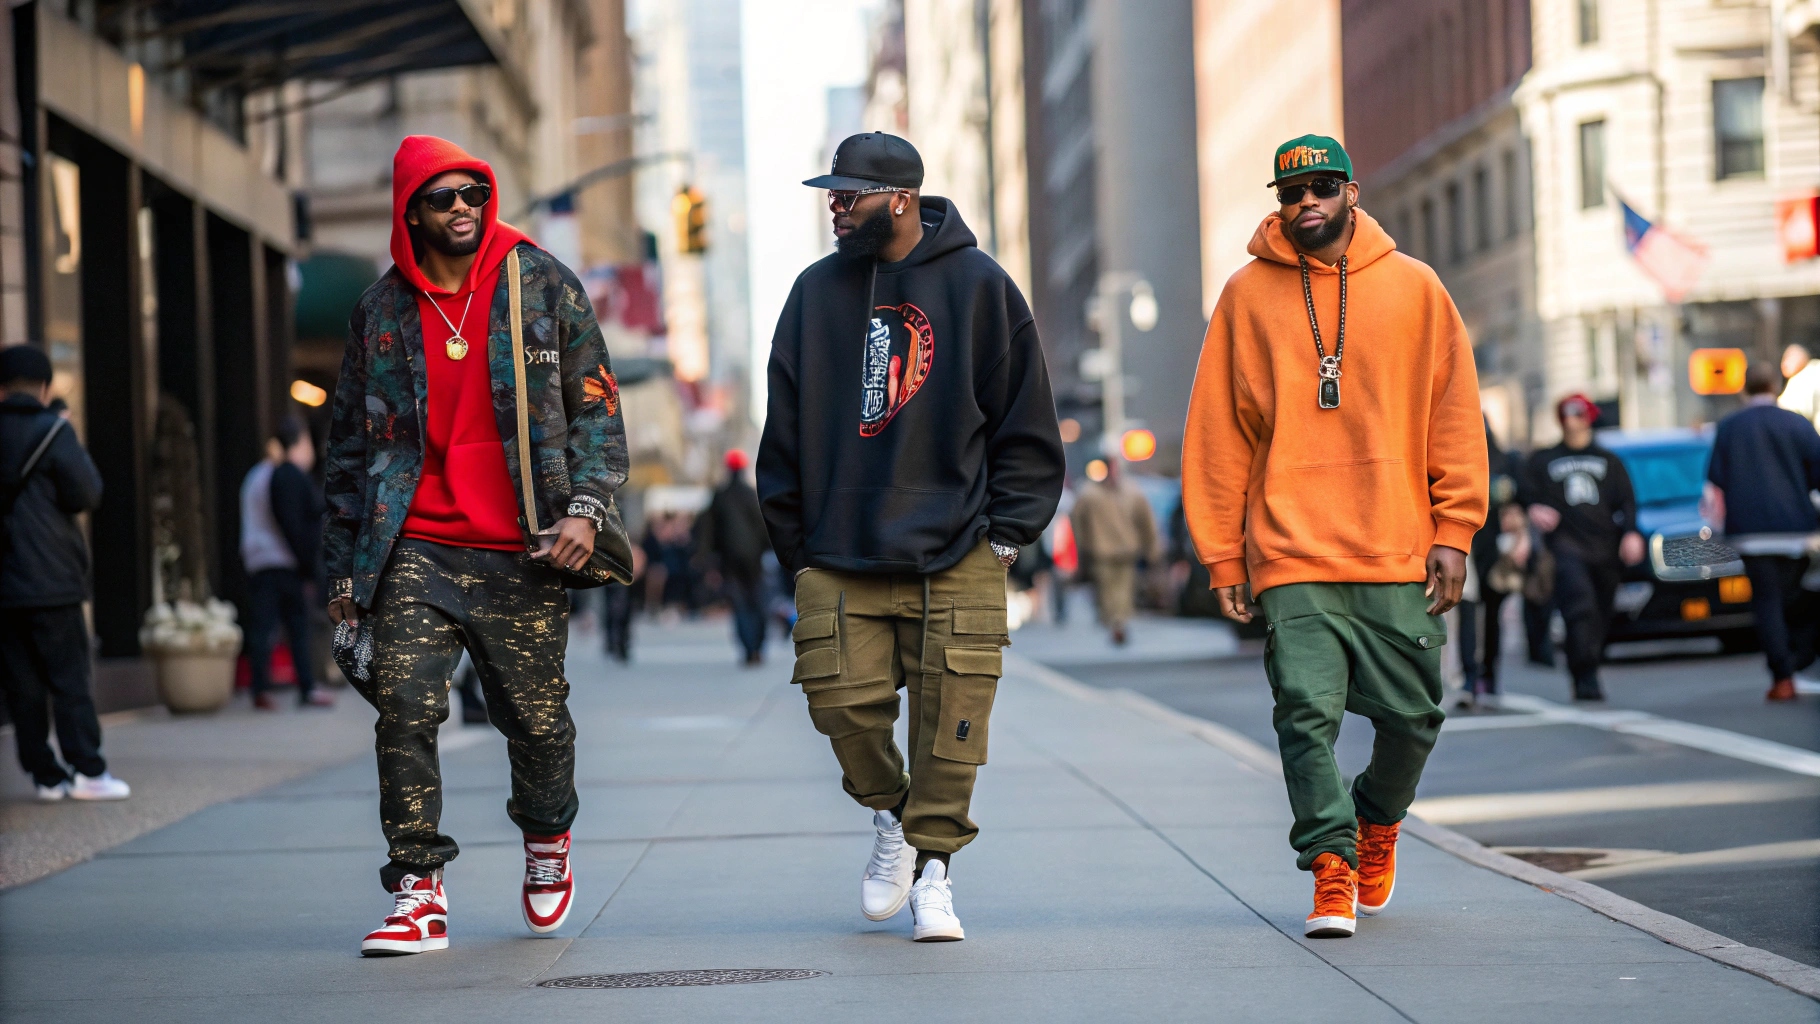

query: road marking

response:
[1411,779,1817,824]
[1473,693,1820,777]
[1570,839,1820,881]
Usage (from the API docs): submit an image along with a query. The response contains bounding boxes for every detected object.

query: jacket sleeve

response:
[556,261,629,523]
[1609,453,1639,534]
[1181,289,1256,589]
[1138,491,1162,563]
[977,317,1065,546]
[270,463,322,574]
[1424,279,1489,552]
[757,283,806,573]
[46,424,103,515]
[322,304,369,592]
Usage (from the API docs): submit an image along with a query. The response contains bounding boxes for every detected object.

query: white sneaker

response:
[862,809,914,921]
[69,772,130,801]
[909,859,964,941]
[35,781,68,802]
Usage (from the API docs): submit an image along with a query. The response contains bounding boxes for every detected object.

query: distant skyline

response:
[741,0,884,421]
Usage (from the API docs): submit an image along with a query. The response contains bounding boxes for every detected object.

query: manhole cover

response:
[539,969,827,989]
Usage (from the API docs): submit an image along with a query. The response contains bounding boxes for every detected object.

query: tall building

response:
[1021,0,1203,472]
[1519,0,1820,435]
[1343,0,1539,445]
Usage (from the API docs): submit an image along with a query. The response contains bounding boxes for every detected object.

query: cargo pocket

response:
[934,646,1001,764]
[952,605,1008,642]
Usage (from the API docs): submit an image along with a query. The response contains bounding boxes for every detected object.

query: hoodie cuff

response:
[1432,518,1478,554]
[1205,558,1249,589]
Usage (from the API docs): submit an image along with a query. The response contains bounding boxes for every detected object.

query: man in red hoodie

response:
[323,137,629,956]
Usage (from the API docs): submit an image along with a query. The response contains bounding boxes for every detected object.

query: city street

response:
[4,613,1818,1022]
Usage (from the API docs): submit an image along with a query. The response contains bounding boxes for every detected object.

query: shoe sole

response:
[1357,876,1394,916]
[68,791,129,801]
[1304,915,1356,938]
[912,926,965,941]
[361,936,449,956]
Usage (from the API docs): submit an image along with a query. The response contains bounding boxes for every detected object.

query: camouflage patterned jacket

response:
[323,243,628,608]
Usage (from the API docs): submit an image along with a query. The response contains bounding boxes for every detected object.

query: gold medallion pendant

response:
[445,335,469,361]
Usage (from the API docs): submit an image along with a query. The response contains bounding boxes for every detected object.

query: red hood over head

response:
[390,135,533,296]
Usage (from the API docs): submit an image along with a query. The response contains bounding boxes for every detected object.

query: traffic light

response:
[673,185,707,254]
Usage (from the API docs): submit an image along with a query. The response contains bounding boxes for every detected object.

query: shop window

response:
[1714,78,1765,180]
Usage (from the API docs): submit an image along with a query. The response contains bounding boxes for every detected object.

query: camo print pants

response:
[352,538,577,891]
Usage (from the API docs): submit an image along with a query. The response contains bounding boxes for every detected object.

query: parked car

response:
[1599,428,1756,651]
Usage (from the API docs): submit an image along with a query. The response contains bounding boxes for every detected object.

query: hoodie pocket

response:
[1257,458,1419,559]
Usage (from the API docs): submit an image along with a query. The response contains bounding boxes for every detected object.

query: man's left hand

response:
[1619,530,1645,567]
[1425,545,1467,615]
[545,516,598,572]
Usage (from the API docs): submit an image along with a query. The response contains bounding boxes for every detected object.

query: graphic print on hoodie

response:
[859,302,933,435]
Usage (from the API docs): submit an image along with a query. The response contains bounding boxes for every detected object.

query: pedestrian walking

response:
[1182,135,1487,939]
[323,136,629,956]
[1068,458,1161,645]
[696,449,770,664]
[1521,395,1644,702]
[240,417,331,710]
[1707,362,1820,702]
[1778,343,1820,429]
[758,132,1064,942]
[0,345,129,802]
[1457,419,1519,705]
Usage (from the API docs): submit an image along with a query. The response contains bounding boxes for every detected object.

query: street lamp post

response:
[1091,272,1157,462]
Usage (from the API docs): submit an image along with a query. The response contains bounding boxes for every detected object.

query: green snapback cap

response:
[1269,134,1351,186]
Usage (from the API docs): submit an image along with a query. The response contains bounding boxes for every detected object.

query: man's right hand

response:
[1216,584,1254,623]
[1527,504,1561,532]
[328,598,359,626]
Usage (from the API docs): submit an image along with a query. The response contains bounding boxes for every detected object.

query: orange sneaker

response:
[1356,818,1399,916]
[1767,678,1797,702]
[1304,852,1356,937]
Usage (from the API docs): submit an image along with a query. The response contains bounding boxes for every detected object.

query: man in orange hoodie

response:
[323,137,630,956]
[1182,135,1486,940]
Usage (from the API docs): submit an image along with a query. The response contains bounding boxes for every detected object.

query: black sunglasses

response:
[828,187,903,213]
[1275,178,1347,205]
[415,183,492,213]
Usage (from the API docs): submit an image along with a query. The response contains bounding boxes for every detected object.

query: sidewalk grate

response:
[539,969,827,989]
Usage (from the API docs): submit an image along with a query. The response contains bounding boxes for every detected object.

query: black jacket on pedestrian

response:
[1521,441,1637,565]
[1707,402,1820,536]
[0,393,102,608]
[758,197,1065,575]
[270,461,325,580]
[697,476,769,583]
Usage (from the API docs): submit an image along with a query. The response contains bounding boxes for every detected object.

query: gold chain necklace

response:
[425,288,476,361]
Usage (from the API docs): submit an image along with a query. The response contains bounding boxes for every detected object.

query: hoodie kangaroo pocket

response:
[1258,458,1419,559]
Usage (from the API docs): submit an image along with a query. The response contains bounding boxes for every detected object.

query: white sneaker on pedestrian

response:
[909,859,964,941]
[862,808,914,921]
[35,781,68,802]
[68,772,130,801]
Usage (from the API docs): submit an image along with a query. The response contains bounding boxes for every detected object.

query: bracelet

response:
[989,540,1019,567]
[331,577,353,600]
[565,495,606,533]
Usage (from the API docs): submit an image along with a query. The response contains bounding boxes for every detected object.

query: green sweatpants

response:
[1259,582,1447,871]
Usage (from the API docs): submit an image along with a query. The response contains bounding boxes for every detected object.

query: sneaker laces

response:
[1357,821,1399,876]
[865,817,907,881]
[1311,858,1354,915]
[525,852,567,886]
[911,875,952,914]
[387,884,442,923]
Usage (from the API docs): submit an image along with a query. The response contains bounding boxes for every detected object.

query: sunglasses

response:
[1275,178,1347,205]
[415,183,492,213]
[828,187,903,213]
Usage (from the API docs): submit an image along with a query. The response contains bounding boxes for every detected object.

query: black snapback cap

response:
[803,132,923,190]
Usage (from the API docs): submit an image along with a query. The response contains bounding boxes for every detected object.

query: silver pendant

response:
[1319,378,1340,409]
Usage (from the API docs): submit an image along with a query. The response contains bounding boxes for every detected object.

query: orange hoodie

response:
[1181,209,1487,595]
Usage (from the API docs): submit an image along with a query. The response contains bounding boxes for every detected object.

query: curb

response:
[1006,652,1820,1003]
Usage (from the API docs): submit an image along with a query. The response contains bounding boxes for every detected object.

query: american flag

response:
[1620,198,1708,302]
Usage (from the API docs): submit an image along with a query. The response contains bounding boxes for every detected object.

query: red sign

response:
[1777,196,1818,262]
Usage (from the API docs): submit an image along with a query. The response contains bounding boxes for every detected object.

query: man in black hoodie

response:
[759,133,1064,942]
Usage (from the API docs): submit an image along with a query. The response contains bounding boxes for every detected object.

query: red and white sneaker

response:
[360,871,448,956]
[522,831,574,934]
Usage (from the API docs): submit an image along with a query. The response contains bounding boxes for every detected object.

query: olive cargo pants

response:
[792,542,1008,856]
[1260,582,1447,871]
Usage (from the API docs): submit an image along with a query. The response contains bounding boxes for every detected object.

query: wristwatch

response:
[989,540,1019,568]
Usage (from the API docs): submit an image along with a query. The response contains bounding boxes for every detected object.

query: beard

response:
[416,216,484,258]
[1288,203,1351,252]
[836,204,895,258]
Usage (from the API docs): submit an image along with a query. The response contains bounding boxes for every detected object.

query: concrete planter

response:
[152,651,237,714]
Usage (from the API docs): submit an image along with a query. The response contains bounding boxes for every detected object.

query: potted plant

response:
[140,599,243,713]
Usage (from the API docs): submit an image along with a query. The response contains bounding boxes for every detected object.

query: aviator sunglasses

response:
[415,183,493,213]
[828,187,904,213]
[1275,177,1347,205]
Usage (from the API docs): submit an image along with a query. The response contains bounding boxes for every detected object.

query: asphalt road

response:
[1046,621,1820,968]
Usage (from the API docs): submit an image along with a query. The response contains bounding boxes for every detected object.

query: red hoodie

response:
[390,136,534,551]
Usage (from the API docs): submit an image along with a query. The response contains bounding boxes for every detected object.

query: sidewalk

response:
[3,617,1815,1022]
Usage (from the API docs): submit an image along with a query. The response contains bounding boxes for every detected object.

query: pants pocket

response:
[934,646,1000,764]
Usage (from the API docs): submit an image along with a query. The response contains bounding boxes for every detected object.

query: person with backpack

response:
[0,345,129,801]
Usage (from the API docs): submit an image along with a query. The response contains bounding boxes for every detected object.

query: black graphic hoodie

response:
[758,197,1064,575]
[1520,441,1637,564]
